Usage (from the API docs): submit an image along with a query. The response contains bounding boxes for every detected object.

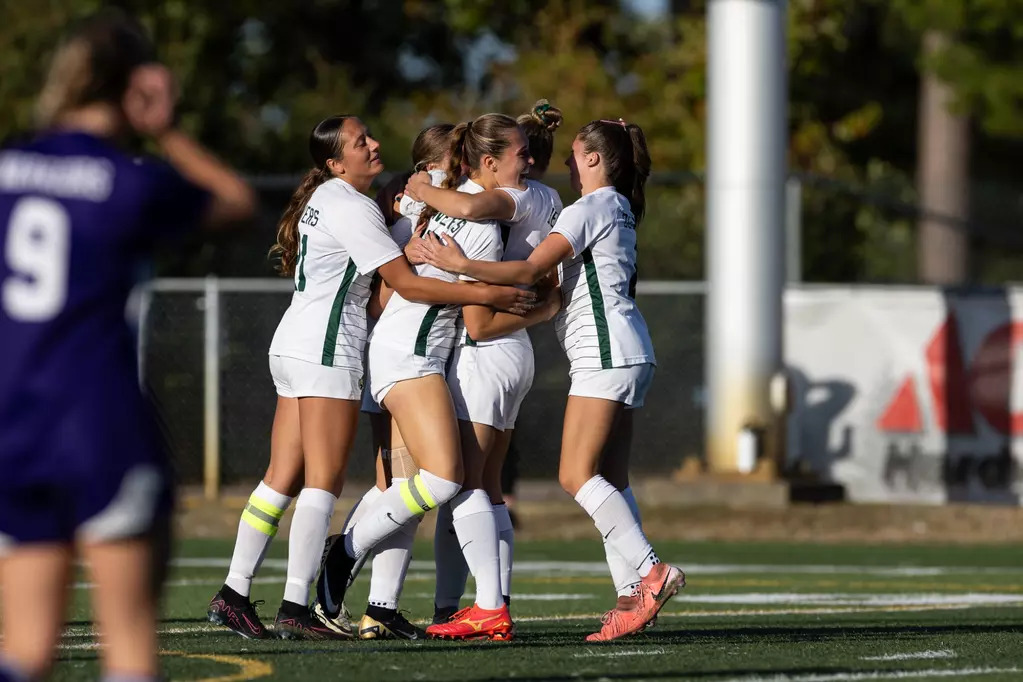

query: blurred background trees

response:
[1,0,1020,282]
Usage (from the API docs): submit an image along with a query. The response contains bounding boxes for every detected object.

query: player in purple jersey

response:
[0,11,255,682]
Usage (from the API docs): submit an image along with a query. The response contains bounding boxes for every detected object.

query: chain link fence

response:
[140,279,705,491]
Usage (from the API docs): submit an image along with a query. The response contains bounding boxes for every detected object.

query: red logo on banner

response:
[878,315,1023,435]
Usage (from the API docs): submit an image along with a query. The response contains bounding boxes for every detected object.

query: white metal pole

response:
[705,0,788,473]
[203,275,221,500]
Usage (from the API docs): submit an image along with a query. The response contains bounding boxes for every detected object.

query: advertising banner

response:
[786,287,1023,504]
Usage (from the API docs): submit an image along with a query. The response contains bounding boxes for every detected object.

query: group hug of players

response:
[204,101,685,642]
[0,11,683,682]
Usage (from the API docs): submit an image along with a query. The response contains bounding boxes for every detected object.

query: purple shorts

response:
[0,375,172,551]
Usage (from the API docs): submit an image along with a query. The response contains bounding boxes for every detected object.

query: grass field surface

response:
[52,539,1023,681]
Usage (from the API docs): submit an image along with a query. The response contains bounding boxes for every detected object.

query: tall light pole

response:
[705,0,788,473]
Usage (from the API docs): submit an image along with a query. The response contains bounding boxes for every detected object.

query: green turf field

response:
[53,539,1023,681]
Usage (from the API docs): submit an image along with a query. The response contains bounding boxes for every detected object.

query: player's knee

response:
[416,469,462,508]
[559,469,587,497]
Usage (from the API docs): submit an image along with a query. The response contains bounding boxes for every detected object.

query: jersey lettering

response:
[300,205,320,226]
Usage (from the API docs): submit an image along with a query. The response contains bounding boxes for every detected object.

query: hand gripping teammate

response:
[0,11,256,682]
[313,114,561,641]
[206,116,533,641]
[415,118,686,642]
[336,123,459,641]
[403,100,564,631]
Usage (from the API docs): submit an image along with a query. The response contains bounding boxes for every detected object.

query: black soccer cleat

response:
[315,533,357,621]
[207,586,271,640]
[274,601,352,641]
[432,604,462,625]
[358,608,427,640]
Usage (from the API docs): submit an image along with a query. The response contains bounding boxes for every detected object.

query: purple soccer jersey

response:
[0,131,208,545]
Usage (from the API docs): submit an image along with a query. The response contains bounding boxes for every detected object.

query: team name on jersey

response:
[618,208,636,231]
[427,211,468,236]
[300,205,320,226]
[547,207,560,228]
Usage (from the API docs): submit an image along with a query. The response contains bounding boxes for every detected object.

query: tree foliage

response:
[0,0,1019,281]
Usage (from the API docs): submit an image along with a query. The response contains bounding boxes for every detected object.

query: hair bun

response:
[530,99,562,132]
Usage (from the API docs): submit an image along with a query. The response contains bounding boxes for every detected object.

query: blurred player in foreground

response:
[0,11,255,681]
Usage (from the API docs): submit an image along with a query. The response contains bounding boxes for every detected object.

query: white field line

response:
[681,593,1023,607]
[715,667,1019,682]
[861,650,956,662]
[52,601,1011,644]
[169,558,1023,577]
[573,647,665,658]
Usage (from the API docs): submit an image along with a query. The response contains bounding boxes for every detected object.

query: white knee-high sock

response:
[575,476,660,578]
[493,503,514,601]
[433,501,469,609]
[346,470,461,561]
[603,486,643,596]
[343,485,384,586]
[367,478,420,610]
[451,489,503,610]
[226,482,293,598]
[283,488,337,605]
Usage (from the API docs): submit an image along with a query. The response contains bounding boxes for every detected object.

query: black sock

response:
[365,604,396,621]
[279,599,307,617]
[503,594,511,606]
[220,584,248,607]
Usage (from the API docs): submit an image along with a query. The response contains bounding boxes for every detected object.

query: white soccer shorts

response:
[447,339,534,431]
[568,362,655,409]
[269,354,363,400]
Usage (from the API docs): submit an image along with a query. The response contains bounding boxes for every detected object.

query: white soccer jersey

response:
[499,179,563,262]
[269,178,402,369]
[398,168,448,222]
[370,179,501,361]
[461,179,563,348]
[552,186,656,370]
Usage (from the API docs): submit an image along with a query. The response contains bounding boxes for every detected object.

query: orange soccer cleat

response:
[425,603,514,641]
[585,563,685,642]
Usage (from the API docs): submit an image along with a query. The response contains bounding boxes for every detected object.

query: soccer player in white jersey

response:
[417,118,686,642]
[339,123,460,640]
[314,114,561,642]
[405,100,564,626]
[206,115,534,641]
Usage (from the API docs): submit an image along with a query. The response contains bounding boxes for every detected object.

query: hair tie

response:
[600,118,628,129]
[534,103,551,118]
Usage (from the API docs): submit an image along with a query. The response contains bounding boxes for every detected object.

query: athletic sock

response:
[225,482,292,598]
[433,501,469,610]
[367,478,421,610]
[283,488,337,605]
[343,485,383,534]
[346,470,461,561]
[450,489,503,610]
[343,485,384,586]
[574,476,660,578]
[493,502,515,601]
[364,603,396,621]
[603,486,643,596]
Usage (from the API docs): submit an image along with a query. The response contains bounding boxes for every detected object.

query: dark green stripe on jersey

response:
[296,234,309,292]
[321,258,358,366]
[582,248,612,369]
[415,304,445,357]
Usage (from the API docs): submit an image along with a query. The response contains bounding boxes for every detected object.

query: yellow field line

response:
[162,651,273,682]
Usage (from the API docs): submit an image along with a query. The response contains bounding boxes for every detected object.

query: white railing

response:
[139,277,707,499]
